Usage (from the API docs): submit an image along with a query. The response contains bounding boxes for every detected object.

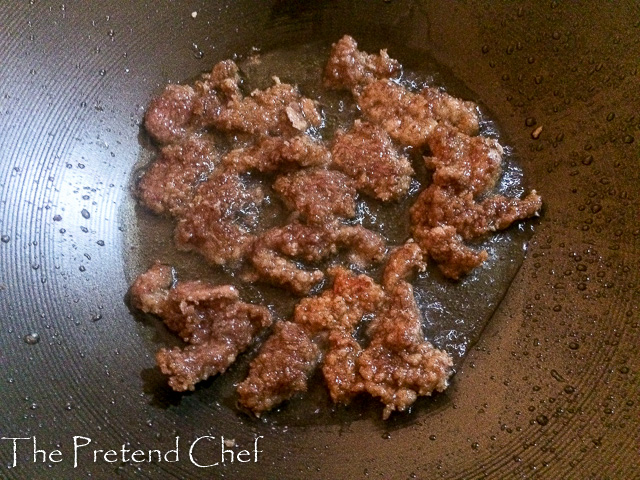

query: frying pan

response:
[1,1,638,478]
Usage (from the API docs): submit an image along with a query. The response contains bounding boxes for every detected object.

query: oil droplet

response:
[24,333,41,345]
[525,117,537,127]
[536,414,549,426]
[191,43,204,59]
[623,135,634,144]
[564,385,575,394]
[1,234,10,243]
[606,112,615,121]
[96,240,105,246]
[568,341,579,350]
[53,214,62,221]
[81,209,90,219]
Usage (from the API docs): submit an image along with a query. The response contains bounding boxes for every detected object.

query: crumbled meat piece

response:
[191,60,243,126]
[274,168,357,224]
[174,171,264,265]
[248,223,386,295]
[322,330,364,404]
[331,120,414,201]
[411,185,542,240]
[361,252,453,418]
[237,321,320,415]
[425,126,503,194]
[136,136,217,216]
[211,81,322,137]
[413,225,488,280]
[130,263,272,392]
[223,134,331,174]
[358,341,453,420]
[145,84,197,144]
[356,79,479,148]
[410,185,542,278]
[129,262,174,315]
[334,225,387,268]
[323,35,401,91]
[420,88,479,138]
[382,242,426,291]
[293,266,384,335]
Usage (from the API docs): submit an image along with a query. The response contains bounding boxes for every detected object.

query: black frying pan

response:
[1,1,638,478]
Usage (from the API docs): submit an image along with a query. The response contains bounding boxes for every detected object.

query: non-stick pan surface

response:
[1,1,638,478]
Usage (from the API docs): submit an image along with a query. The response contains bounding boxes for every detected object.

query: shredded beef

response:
[356,80,479,148]
[248,223,386,295]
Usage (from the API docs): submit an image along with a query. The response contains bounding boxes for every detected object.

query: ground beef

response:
[130,262,272,392]
[293,266,384,335]
[134,36,542,419]
[174,171,264,265]
[273,168,357,224]
[331,120,414,201]
[323,35,401,91]
[223,134,331,174]
[322,330,364,404]
[237,321,320,416]
[410,185,542,278]
[136,136,217,216]
[425,126,503,194]
[248,223,386,295]
[381,241,426,291]
[210,80,322,137]
[356,79,479,148]
[358,341,453,420]
[144,84,197,145]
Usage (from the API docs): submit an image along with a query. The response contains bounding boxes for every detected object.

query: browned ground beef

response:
[223,134,331,174]
[410,185,542,278]
[136,136,217,216]
[237,321,320,415]
[130,262,272,392]
[323,35,401,91]
[273,168,357,224]
[132,35,542,419]
[331,120,414,201]
[247,223,386,295]
[174,171,264,265]
[426,125,503,194]
[355,79,479,147]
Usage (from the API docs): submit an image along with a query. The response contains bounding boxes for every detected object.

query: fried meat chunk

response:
[136,136,217,216]
[323,35,401,91]
[410,185,542,278]
[360,245,453,418]
[425,126,503,194]
[356,79,479,148]
[223,134,331,174]
[130,262,272,392]
[293,266,384,335]
[237,321,320,415]
[274,169,357,224]
[248,223,386,295]
[212,81,322,137]
[145,84,197,144]
[174,171,264,265]
[331,121,414,201]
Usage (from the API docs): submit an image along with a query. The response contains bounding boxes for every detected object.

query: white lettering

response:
[164,437,179,462]
[73,436,91,468]
[1,437,30,468]
[254,435,263,462]
[189,436,218,468]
